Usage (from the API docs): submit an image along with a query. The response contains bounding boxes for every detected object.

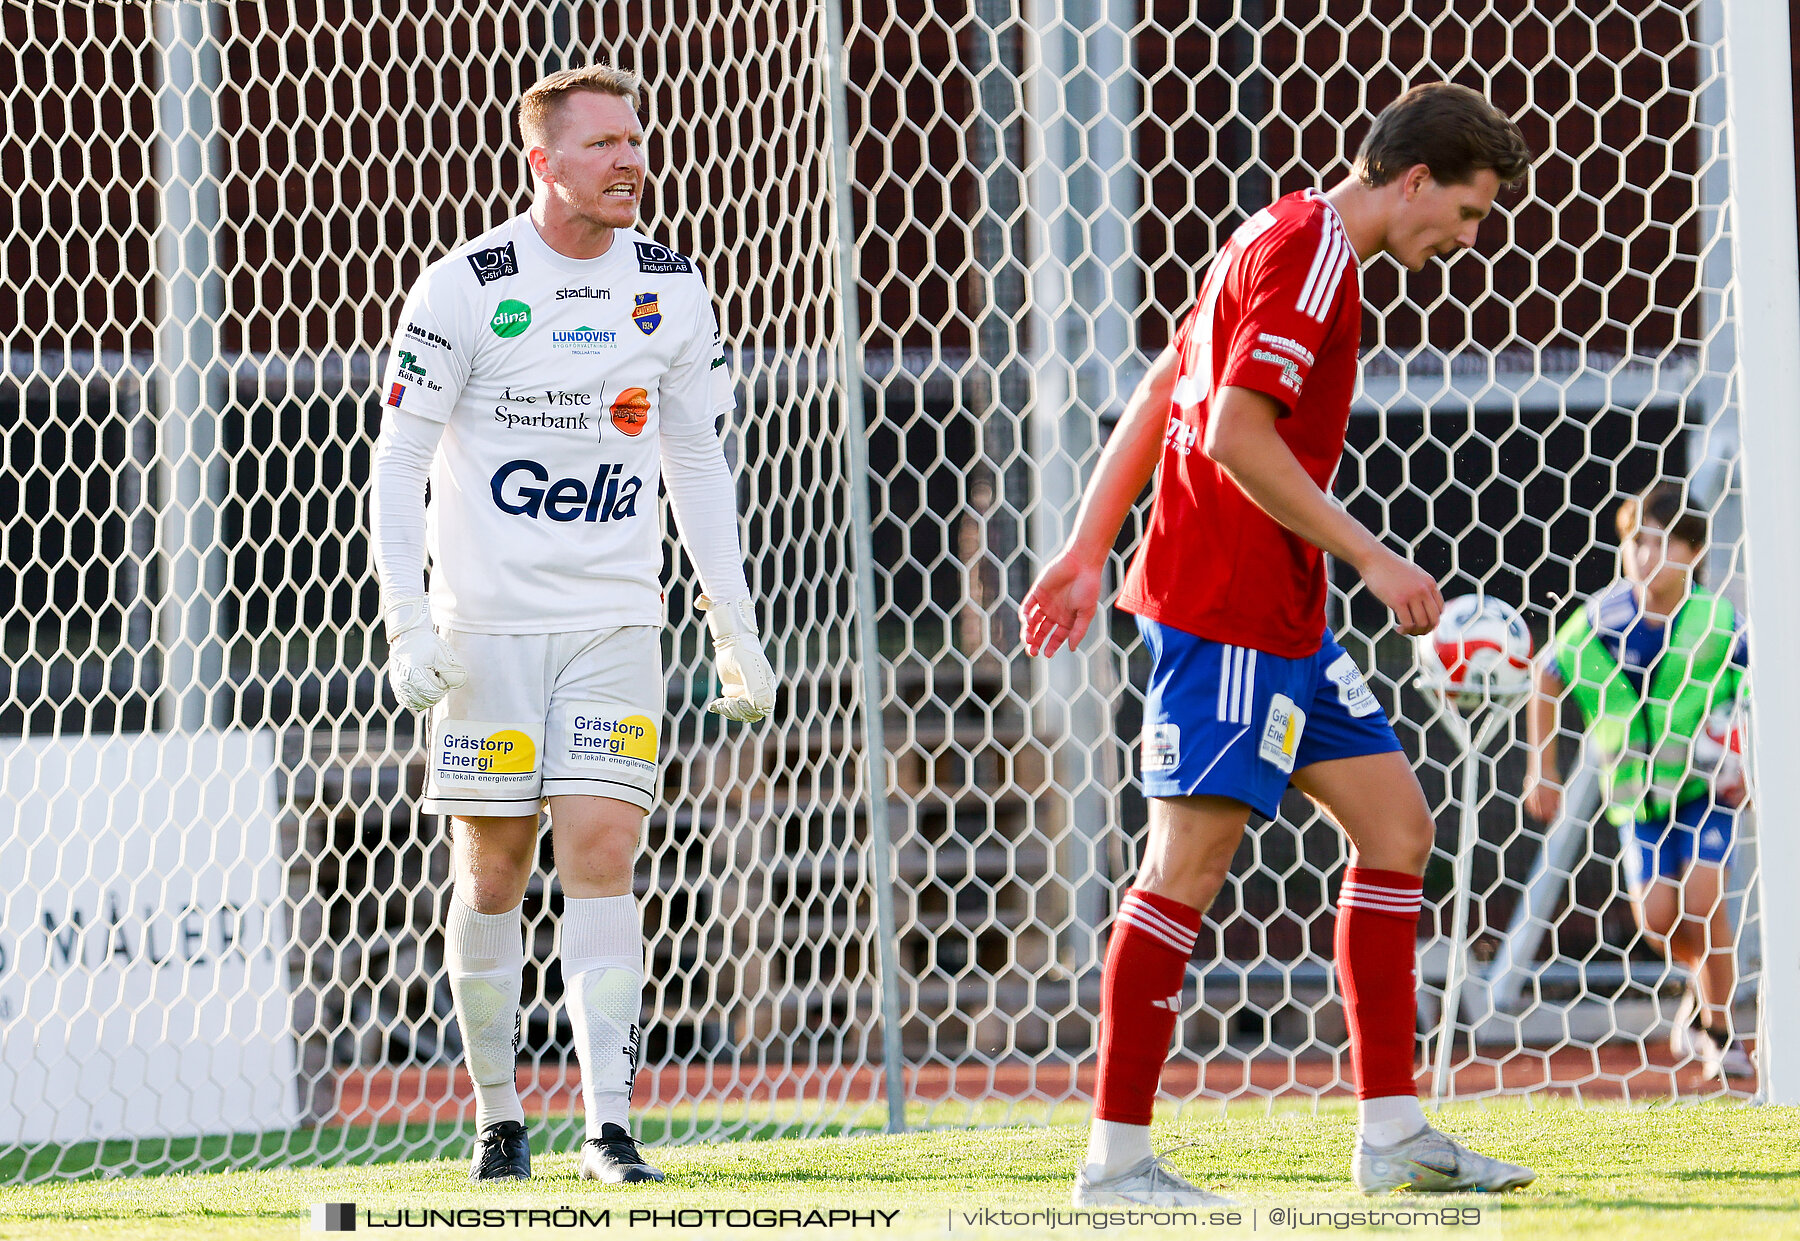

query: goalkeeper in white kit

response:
[369,64,774,1183]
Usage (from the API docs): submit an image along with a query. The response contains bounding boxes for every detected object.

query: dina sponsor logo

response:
[555,285,612,301]
[489,458,642,523]
[633,240,692,273]
[489,299,532,338]
[552,324,618,353]
[466,241,518,285]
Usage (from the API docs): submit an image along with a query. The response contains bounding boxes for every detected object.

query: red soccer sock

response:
[1335,866,1426,1100]
[1093,888,1202,1125]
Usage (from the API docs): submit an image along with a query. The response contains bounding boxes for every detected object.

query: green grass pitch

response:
[0,1099,1795,1239]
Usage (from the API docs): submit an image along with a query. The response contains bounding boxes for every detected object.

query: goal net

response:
[0,0,1777,1181]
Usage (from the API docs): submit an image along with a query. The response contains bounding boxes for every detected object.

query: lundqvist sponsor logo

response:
[552,325,618,352]
[490,459,642,522]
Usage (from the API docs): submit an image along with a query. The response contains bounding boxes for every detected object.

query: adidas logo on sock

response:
[1152,994,1182,1012]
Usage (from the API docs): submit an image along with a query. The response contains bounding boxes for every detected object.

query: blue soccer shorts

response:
[1624,795,1736,890]
[1136,617,1403,818]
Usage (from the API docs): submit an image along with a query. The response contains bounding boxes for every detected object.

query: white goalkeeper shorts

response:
[421,626,663,818]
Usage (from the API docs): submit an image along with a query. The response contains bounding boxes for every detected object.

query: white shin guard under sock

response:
[1084,1118,1155,1178]
[559,895,645,1139]
[445,895,526,1130]
[1358,1095,1428,1148]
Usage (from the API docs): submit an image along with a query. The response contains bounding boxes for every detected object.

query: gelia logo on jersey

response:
[634,240,692,274]
[466,242,518,286]
[490,459,642,523]
[552,325,619,354]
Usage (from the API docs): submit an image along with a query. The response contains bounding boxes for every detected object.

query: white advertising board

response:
[0,730,298,1142]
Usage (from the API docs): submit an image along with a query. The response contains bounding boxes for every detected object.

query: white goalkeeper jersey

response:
[378,214,733,634]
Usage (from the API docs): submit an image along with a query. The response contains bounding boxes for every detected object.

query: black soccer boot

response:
[469,1119,532,1182]
[579,1122,666,1183]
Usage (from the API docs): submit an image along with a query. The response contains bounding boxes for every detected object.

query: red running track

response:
[329,1043,1754,1127]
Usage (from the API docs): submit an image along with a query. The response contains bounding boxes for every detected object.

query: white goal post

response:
[0,0,1794,1182]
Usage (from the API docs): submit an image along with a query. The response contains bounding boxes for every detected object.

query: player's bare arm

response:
[1021,342,1182,656]
[1523,658,1565,821]
[1204,385,1443,636]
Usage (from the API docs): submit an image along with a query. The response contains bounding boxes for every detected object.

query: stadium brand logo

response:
[552,325,619,353]
[634,240,692,273]
[490,459,642,522]
[490,300,532,338]
[610,387,650,436]
[312,1202,356,1232]
[403,321,450,351]
[632,292,661,334]
[466,241,518,285]
[556,285,612,301]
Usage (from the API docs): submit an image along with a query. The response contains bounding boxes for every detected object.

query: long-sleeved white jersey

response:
[371,213,748,634]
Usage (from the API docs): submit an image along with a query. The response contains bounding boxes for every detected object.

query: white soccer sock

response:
[1084,1118,1155,1179]
[445,895,526,1130]
[559,895,645,1139]
[1358,1094,1428,1148]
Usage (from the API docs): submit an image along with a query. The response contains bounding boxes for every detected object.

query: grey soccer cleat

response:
[1354,1125,1535,1194]
[1072,1155,1236,1207]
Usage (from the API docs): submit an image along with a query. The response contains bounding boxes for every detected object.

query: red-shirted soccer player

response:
[1023,84,1534,1203]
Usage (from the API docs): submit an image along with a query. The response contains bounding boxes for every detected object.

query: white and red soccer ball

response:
[1692,704,1750,807]
[1417,595,1534,709]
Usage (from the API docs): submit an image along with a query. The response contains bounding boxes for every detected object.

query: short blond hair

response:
[517,64,644,150]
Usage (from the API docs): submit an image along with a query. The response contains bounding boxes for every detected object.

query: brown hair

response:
[1354,83,1532,189]
[517,64,644,150]
[1616,481,1708,550]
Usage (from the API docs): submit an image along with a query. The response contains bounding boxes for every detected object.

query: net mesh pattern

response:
[0,0,1764,1180]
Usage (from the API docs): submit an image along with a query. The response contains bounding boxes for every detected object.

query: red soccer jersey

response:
[1118,189,1362,659]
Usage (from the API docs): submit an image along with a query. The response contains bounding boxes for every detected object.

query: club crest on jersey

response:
[632,292,662,335]
[466,241,518,286]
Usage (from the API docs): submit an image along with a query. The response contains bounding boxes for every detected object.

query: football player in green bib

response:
[1525,482,1752,1081]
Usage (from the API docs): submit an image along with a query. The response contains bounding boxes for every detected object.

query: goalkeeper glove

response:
[383,595,467,711]
[698,595,775,723]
